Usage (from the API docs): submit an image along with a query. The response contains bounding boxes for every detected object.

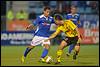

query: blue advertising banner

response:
[80,20,99,29]
[1,31,34,45]
[1,31,55,45]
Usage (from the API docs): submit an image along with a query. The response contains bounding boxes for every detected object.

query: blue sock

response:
[68,44,75,54]
[41,48,48,58]
[24,47,32,57]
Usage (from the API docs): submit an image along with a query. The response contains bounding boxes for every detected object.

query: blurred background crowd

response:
[1,1,99,30]
[1,1,99,45]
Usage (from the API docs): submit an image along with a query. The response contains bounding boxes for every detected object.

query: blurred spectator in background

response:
[77,1,86,10]
[71,1,78,6]
[6,9,14,21]
[28,11,36,20]
[90,1,97,9]
[86,1,91,7]
[62,1,70,14]
[43,1,50,6]
[50,1,59,16]
[89,1,99,13]
[57,1,63,13]
[51,8,62,17]
[16,10,28,20]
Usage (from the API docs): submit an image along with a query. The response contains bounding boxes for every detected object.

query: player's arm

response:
[77,14,82,39]
[77,14,80,24]
[75,27,81,38]
[77,21,80,24]
[49,31,60,40]
[46,28,61,41]
[68,20,82,39]
[77,27,83,39]
[26,17,40,31]
[26,24,35,30]
[75,27,82,43]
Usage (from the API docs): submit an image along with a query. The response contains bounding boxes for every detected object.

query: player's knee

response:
[78,43,80,46]
[58,44,65,50]
[44,44,50,49]
[75,45,80,51]
[28,45,35,49]
[59,41,67,50]
[76,43,80,46]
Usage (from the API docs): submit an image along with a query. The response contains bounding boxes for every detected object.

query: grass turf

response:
[1,45,99,66]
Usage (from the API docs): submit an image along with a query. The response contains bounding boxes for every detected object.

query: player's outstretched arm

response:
[48,30,61,40]
[26,24,35,31]
[44,30,61,42]
[75,27,82,41]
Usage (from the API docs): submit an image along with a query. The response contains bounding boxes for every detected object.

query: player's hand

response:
[44,39,49,42]
[78,37,82,43]
[26,24,33,31]
[77,21,80,24]
[80,34,83,39]
[26,26,30,31]
[69,18,73,21]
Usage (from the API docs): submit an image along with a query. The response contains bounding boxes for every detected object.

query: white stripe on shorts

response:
[31,36,50,46]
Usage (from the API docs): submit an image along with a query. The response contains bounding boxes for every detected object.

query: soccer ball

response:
[45,56,53,63]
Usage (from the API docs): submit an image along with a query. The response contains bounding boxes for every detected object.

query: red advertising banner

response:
[7,20,30,31]
[78,28,99,44]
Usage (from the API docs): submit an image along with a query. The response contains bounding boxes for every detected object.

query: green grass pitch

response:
[1,45,99,66]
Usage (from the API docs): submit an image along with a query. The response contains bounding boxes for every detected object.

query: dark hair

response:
[44,6,51,11]
[54,14,63,20]
[71,5,77,9]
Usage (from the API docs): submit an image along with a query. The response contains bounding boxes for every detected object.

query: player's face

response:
[44,9,50,17]
[55,20,64,25]
[71,7,77,14]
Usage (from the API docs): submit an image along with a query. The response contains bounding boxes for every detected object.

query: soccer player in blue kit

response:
[21,6,55,63]
[66,6,81,59]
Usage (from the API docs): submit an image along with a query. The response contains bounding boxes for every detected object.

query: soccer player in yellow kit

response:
[45,14,81,64]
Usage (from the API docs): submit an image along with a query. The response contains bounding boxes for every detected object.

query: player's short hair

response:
[44,6,51,11]
[54,14,63,20]
[71,5,77,9]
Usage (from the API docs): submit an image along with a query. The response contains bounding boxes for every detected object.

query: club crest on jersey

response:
[49,19,52,22]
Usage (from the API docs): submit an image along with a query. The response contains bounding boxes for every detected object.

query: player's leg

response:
[55,36,78,64]
[73,43,80,60]
[55,40,67,64]
[72,36,80,60]
[66,44,75,56]
[74,43,80,55]
[21,36,42,63]
[40,38,50,62]
[23,46,35,58]
[67,35,81,56]
[21,45,35,63]
[41,44,50,58]
[40,44,50,62]
[55,37,73,64]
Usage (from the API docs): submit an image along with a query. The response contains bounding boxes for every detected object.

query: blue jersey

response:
[33,14,55,37]
[66,13,80,28]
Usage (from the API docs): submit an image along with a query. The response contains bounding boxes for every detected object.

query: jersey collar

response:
[42,14,50,20]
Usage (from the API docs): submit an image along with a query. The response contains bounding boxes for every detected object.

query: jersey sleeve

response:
[32,17,40,26]
[55,27,62,34]
[67,20,77,30]
[77,14,81,28]
[66,14,69,19]
[77,14,80,21]
[52,18,55,23]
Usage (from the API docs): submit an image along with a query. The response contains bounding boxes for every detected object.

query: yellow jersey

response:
[56,20,78,37]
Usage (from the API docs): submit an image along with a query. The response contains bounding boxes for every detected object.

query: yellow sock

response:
[56,50,63,62]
